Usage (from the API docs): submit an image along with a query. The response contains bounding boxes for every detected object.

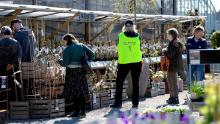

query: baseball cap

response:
[125,20,133,27]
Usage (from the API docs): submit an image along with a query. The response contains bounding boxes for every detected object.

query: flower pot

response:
[190,93,197,99]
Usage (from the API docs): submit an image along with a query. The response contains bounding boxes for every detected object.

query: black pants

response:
[114,62,142,106]
[74,94,86,114]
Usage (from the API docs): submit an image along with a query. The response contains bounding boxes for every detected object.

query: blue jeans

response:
[190,65,205,81]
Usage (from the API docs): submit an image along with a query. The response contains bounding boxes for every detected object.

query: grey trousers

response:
[167,71,178,98]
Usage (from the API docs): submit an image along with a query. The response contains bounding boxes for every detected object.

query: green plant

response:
[210,31,220,48]
[200,83,220,124]
[190,83,205,98]
[161,106,187,114]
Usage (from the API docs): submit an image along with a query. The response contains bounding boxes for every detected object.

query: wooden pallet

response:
[9,101,29,119]
[30,99,65,119]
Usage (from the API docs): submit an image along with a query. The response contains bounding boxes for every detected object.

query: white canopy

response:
[0,3,206,22]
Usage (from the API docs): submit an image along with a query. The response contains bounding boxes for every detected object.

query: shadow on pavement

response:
[104,108,138,118]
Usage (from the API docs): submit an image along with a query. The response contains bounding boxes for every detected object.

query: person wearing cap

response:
[11,19,37,62]
[163,28,185,104]
[110,20,142,108]
[186,26,207,82]
[0,26,22,108]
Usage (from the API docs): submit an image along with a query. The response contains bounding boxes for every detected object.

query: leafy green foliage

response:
[210,31,220,48]
[190,83,205,98]
[200,83,220,123]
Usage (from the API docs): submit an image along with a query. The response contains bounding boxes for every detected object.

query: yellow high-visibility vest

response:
[118,32,142,64]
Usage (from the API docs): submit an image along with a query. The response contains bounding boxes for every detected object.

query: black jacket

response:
[0,37,22,65]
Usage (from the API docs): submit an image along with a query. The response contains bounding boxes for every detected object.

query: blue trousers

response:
[190,65,205,81]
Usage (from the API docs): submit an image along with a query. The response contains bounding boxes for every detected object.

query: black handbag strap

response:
[81,44,87,58]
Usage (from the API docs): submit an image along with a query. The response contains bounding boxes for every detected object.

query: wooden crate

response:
[177,79,183,92]
[0,110,7,123]
[9,101,29,120]
[92,93,100,110]
[100,91,110,108]
[91,90,111,109]
[30,99,65,119]
[158,82,166,95]
[150,89,158,97]
[30,100,50,119]
[184,83,188,90]
[50,99,65,118]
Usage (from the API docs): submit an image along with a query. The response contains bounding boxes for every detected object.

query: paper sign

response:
[93,93,96,104]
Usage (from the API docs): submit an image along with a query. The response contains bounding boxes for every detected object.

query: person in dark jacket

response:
[186,26,207,82]
[11,19,37,62]
[163,28,185,104]
[58,34,95,118]
[110,20,142,109]
[0,26,22,109]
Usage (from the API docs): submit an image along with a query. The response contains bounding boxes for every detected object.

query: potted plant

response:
[189,83,205,102]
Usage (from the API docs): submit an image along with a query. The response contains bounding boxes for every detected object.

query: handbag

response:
[81,45,92,74]
[160,56,170,71]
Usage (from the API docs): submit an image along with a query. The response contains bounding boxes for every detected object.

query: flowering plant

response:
[106,107,191,124]
[152,71,164,82]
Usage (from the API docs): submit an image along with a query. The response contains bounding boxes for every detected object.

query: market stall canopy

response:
[0,3,206,22]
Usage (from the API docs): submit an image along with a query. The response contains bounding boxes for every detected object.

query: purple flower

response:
[160,112,167,120]
[120,112,126,119]
[180,114,189,124]
[149,113,156,119]
[139,114,148,121]
[134,112,139,118]
[121,118,129,124]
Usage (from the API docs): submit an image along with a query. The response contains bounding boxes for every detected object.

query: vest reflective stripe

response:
[118,32,142,64]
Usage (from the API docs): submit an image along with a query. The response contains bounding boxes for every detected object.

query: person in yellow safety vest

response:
[110,20,142,109]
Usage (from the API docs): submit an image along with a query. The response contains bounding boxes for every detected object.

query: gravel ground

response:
[8,91,190,124]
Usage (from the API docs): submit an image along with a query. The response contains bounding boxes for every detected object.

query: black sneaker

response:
[80,112,86,118]
[70,112,80,119]
[166,98,179,104]
[132,105,138,109]
[110,104,122,108]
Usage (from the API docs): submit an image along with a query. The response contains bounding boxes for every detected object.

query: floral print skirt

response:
[64,68,89,105]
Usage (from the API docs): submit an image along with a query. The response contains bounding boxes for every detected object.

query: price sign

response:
[189,50,200,64]
[79,12,96,22]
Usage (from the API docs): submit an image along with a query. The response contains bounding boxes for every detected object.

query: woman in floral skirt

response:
[58,34,95,118]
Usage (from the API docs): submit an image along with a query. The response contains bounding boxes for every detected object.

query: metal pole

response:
[32,0,37,5]
[173,0,177,15]
[134,0,137,25]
